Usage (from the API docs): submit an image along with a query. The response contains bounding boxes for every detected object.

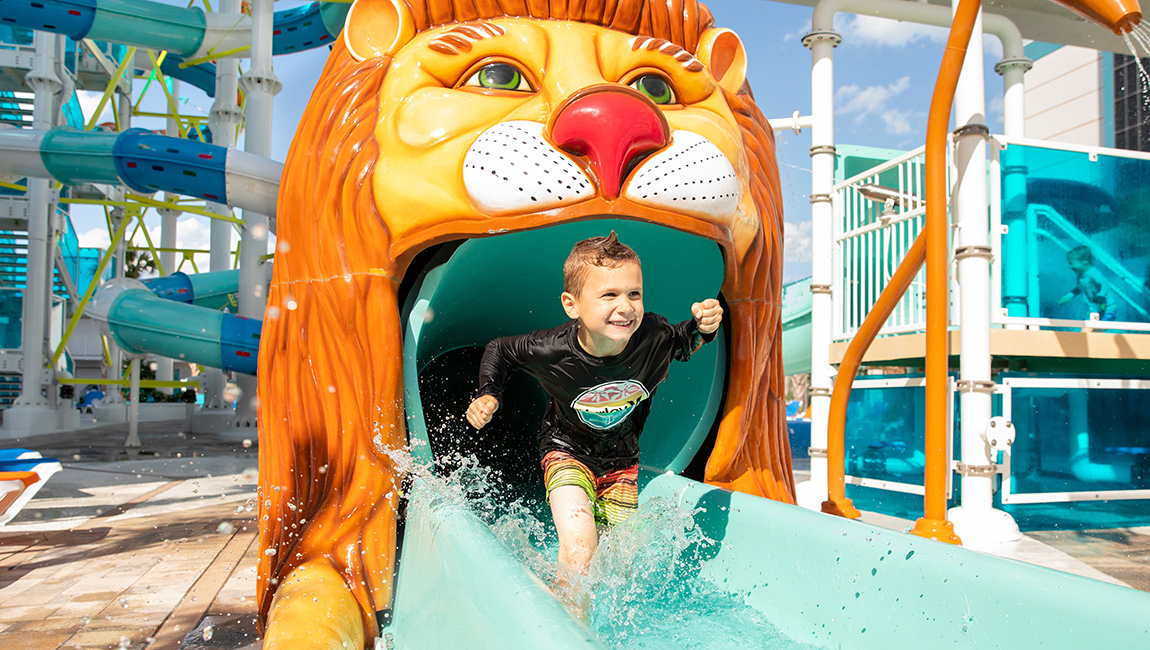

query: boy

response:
[1058,245,1115,321]
[465,232,722,609]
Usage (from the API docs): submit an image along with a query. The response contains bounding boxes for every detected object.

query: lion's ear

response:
[696,28,747,94]
[344,0,416,61]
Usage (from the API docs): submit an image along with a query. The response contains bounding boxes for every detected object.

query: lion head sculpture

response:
[257,0,792,645]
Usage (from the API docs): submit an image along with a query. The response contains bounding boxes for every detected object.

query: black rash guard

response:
[477,312,716,475]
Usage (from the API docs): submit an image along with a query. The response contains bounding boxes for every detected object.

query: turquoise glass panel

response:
[843,377,959,487]
[1008,383,1150,494]
[999,143,1150,325]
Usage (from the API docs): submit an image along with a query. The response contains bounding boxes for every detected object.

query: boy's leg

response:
[542,452,600,619]
[548,485,597,620]
[549,484,599,575]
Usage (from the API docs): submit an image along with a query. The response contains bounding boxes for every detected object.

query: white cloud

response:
[837,76,910,117]
[987,94,1005,128]
[881,109,914,135]
[837,15,949,47]
[782,20,812,43]
[78,226,110,249]
[784,220,813,263]
[836,77,923,136]
[75,90,115,128]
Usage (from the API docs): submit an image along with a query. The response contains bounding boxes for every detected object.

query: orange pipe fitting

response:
[1049,0,1141,33]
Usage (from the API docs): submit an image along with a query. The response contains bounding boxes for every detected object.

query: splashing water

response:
[1122,24,1150,104]
[379,442,824,649]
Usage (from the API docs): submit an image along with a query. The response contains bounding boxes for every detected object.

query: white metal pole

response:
[948,4,1021,545]
[156,80,181,396]
[4,32,62,434]
[205,0,244,413]
[797,26,841,510]
[228,0,280,437]
[126,357,141,446]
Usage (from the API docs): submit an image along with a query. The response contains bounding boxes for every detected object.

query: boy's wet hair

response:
[563,231,641,296]
[1068,245,1093,264]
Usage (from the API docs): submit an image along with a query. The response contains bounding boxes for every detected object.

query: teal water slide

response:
[391,221,1149,648]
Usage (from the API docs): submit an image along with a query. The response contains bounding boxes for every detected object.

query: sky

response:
[71,0,1013,284]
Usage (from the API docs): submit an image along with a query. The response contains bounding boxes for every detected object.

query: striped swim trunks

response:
[542,451,638,527]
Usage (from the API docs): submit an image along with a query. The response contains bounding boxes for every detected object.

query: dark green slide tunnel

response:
[400,219,726,495]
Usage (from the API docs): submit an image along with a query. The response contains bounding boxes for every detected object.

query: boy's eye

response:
[463,63,532,92]
[630,74,676,105]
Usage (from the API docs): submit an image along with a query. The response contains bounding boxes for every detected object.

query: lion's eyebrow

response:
[629,36,705,73]
[428,22,507,55]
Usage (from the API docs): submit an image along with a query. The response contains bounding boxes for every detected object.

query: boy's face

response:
[561,261,645,346]
[1069,257,1090,274]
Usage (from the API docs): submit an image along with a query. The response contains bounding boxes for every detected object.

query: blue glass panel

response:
[999,143,1150,325]
[843,378,959,487]
[0,291,23,349]
[1008,385,1150,494]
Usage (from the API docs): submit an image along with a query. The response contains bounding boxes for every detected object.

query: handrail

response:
[823,229,926,517]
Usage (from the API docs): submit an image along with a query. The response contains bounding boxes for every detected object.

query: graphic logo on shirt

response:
[571,380,650,431]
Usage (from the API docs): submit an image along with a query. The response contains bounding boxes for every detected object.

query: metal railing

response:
[833,144,954,342]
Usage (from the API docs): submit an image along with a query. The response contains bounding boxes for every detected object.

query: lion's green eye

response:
[464,63,532,92]
[631,75,675,105]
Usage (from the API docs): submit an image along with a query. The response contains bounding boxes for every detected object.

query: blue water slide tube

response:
[141,269,240,311]
[0,0,347,63]
[0,126,280,217]
[88,278,260,374]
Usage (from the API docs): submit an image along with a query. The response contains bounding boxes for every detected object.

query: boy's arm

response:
[470,335,535,428]
[476,336,526,402]
[668,299,723,361]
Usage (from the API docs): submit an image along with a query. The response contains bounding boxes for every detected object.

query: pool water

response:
[387,443,825,650]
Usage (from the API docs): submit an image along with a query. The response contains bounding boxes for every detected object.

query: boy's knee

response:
[560,540,596,574]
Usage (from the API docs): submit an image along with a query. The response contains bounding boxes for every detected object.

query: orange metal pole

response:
[823,230,925,519]
[906,0,983,546]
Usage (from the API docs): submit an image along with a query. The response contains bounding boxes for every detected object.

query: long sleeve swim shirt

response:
[477,312,716,475]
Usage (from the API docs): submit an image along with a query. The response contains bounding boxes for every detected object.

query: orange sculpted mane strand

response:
[258,39,401,632]
[707,88,793,501]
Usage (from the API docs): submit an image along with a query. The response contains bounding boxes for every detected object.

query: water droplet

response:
[119,598,129,608]
[218,522,235,535]
[243,439,253,448]
[265,548,277,556]
[204,625,214,640]
[118,636,130,648]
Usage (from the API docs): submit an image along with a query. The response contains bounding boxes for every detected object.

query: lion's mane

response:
[257,0,788,634]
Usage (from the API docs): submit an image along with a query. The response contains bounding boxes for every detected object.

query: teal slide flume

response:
[389,222,1148,648]
[88,272,260,375]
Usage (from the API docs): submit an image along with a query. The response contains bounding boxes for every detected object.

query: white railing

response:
[832,144,955,342]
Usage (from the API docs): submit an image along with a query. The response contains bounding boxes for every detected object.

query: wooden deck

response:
[0,425,1145,649]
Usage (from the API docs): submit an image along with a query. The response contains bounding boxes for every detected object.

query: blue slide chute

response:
[112,128,228,200]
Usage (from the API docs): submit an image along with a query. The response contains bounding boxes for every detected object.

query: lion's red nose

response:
[550,87,669,199]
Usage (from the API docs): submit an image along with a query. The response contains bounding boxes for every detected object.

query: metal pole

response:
[797,27,841,511]
[126,357,141,446]
[4,32,62,434]
[156,80,181,396]
[204,0,244,414]
[949,7,1022,545]
[228,0,280,437]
